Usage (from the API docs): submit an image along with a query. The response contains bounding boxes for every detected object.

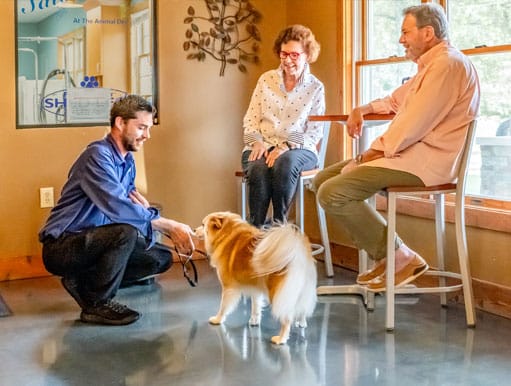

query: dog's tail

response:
[251,223,311,276]
[252,223,317,322]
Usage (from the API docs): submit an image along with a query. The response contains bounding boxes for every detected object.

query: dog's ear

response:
[210,216,224,230]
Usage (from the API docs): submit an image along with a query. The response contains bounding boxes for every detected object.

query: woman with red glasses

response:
[242,24,325,227]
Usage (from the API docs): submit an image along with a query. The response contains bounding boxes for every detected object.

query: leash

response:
[161,231,206,287]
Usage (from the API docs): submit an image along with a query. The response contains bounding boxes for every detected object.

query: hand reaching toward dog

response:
[152,218,195,255]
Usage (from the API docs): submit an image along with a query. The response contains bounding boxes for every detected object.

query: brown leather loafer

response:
[356,261,386,284]
[366,254,429,292]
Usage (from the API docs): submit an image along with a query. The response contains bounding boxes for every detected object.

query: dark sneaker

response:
[119,276,156,289]
[61,277,88,309]
[80,300,140,326]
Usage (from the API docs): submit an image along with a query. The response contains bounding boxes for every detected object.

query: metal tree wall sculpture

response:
[183,0,262,76]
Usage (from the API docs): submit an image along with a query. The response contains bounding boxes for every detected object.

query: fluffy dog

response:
[198,211,317,345]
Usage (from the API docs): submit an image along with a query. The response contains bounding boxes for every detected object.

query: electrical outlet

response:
[40,187,54,208]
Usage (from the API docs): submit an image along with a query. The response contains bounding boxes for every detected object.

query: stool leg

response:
[455,192,476,327]
[434,194,447,306]
[385,192,397,332]
[296,177,305,233]
[241,179,247,221]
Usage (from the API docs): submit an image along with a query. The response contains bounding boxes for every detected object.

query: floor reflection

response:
[2,260,511,385]
[210,321,320,386]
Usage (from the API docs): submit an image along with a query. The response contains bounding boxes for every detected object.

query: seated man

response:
[313,3,480,291]
[39,95,194,325]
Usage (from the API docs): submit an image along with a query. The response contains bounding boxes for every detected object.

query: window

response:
[353,0,511,206]
[365,0,419,60]
[59,28,85,89]
[447,0,511,201]
[131,8,153,104]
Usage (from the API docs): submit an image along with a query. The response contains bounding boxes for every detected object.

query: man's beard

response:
[122,136,140,152]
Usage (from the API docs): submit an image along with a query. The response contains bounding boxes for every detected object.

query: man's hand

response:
[153,218,194,255]
[129,189,150,208]
[346,107,364,139]
[341,149,385,175]
[346,104,374,139]
[341,159,358,175]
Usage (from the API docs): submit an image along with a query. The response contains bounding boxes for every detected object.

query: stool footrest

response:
[317,284,375,310]
[311,243,325,256]
[393,269,463,295]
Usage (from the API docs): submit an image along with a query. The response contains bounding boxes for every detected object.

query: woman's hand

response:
[248,141,266,161]
[266,145,288,167]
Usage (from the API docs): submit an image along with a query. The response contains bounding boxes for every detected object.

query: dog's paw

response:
[271,335,288,345]
[295,318,308,328]
[249,315,261,326]
[208,315,223,325]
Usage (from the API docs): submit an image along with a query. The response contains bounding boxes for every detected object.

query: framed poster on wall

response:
[15,0,158,128]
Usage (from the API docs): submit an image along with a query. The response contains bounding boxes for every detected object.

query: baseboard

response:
[314,241,511,320]
[0,255,50,281]
[0,251,209,282]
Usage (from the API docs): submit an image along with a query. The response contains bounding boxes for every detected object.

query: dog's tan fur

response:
[199,211,317,344]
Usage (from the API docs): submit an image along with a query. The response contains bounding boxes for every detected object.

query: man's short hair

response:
[404,3,449,40]
[110,95,156,128]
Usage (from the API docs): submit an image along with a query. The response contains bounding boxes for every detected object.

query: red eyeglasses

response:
[279,51,304,60]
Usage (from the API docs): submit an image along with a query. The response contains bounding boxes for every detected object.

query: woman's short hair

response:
[110,94,155,128]
[404,3,449,40]
[273,24,320,63]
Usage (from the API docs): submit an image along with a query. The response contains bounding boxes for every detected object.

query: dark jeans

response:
[242,148,317,227]
[42,224,172,307]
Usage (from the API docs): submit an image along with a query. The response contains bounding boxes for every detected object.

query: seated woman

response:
[241,24,325,227]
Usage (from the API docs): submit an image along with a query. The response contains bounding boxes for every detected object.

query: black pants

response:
[241,149,317,227]
[42,224,172,307]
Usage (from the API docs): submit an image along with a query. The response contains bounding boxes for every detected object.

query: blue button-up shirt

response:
[39,134,159,245]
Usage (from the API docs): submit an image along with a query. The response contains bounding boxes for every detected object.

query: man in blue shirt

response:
[39,95,194,325]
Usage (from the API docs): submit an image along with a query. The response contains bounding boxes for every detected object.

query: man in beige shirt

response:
[313,3,480,291]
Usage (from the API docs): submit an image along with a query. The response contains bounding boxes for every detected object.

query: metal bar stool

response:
[313,115,476,331]
[382,120,477,330]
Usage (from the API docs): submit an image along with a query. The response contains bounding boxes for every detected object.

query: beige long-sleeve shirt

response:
[366,41,480,186]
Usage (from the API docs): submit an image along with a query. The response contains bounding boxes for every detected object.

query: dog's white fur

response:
[198,211,317,344]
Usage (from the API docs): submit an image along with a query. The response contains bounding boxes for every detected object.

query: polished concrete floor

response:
[1,259,511,386]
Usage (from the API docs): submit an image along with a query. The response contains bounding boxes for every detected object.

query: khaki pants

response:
[312,161,424,260]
